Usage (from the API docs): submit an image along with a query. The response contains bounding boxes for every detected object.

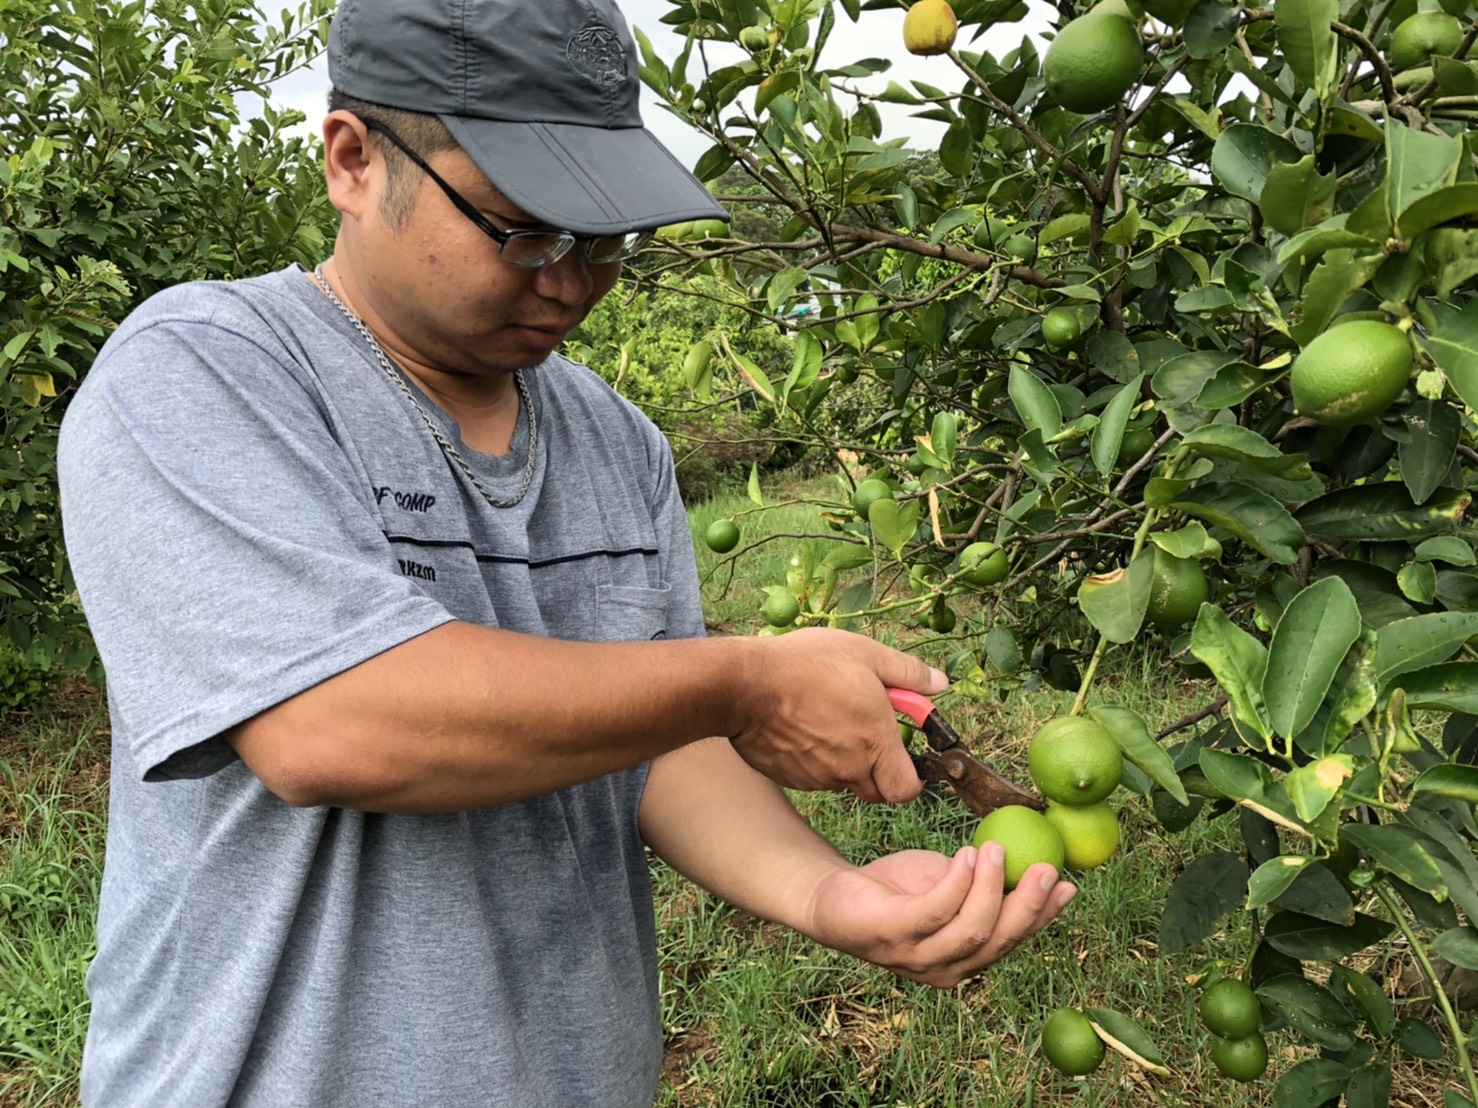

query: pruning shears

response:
[888,688,1045,818]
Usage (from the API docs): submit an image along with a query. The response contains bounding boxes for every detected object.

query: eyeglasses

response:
[363,119,653,268]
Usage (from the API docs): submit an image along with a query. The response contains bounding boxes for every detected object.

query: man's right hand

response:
[727,627,947,804]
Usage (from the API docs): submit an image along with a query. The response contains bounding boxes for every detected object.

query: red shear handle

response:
[887,687,936,728]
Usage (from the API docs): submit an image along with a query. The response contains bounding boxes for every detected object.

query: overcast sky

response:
[265,0,1055,169]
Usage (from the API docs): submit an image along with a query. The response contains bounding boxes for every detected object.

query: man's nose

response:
[533,246,596,305]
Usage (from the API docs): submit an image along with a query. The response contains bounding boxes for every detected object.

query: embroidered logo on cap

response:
[566,23,626,89]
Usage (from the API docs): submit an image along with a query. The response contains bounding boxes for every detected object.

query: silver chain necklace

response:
[313,263,538,510]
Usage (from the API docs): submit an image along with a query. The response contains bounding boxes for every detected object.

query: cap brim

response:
[441,116,729,235]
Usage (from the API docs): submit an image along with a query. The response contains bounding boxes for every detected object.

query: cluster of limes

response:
[1199,978,1269,1082]
[969,715,1123,887]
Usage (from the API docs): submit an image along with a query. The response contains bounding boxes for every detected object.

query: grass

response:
[0,469,1453,1105]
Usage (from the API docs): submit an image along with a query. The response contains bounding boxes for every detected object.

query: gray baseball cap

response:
[327,0,729,235]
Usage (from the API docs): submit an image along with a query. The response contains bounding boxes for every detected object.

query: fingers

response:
[866,738,924,804]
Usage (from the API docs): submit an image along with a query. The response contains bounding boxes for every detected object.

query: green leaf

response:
[1008,364,1062,441]
[691,143,736,183]
[1258,975,1359,1050]
[1345,1064,1392,1108]
[1398,182,1478,240]
[1375,612,1478,682]
[1336,968,1397,1039]
[1039,213,1091,245]
[1395,662,1478,713]
[939,117,975,178]
[1198,748,1275,804]
[1296,484,1472,543]
[1276,860,1354,923]
[1191,606,1272,740]
[1423,299,1478,410]
[1412,764,1478,806]
[1260,154,1338,236]
[748,462,764,506]
[1170,484,1305,565]
[1263,577,1363,738]
[1182,0,1241,58]
[1273,0,1339,98]
[1388,120,1463,225]
[1395,1017,1444,1059]
[1339,823,1447,898]
[1394,399,1461,505]
[1247,854,1314,909]
[1084,1008,1170,1074]
[781,329,822,405]
[1180,425,1312,480]
[1076,552,1153,644]
[1160,850,1248,954]
[1271,1058,1354,1107]
[1289,249,1387,348]
[1264,910,1393,960]
[868,498,920,559]
[1399,560,1438,605]
[1416,537,1476,566]
[1150,523,1215,560]
[1433,926,1478,971]
[930,411,957,468]
[1089,704,1188,805]
[1309,630,1378,754]
[1090,374,1143,476]
[1284,755,1356,823]
[1211,124,1302,204]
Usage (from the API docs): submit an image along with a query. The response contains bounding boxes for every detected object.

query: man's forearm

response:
[227,621,759,812]
[638,736,847,936]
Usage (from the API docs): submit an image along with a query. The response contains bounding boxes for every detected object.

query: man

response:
[57,0,1075,1103]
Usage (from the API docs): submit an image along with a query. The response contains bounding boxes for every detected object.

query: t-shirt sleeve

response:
[58,300,455,782]
[642,420,707,643]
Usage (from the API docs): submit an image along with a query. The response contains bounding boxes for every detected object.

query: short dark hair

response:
[328,90,460,227]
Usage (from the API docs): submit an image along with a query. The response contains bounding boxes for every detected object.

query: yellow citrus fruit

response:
[760,590,800,628]
[1146,546,1209,631]
[1199,978,1261,1039]
[851,478,894,518]
[970,805,1065,889]
[1028,716,1123,806]
[903,0,959,55]
[1041,1007,1106,1076]
[1043,800,1120,870]
[1209,1031,1269,1083]
[1041,307,1082,349]
[703,518,740,554]
[1390,12,1464,71]
[958,541,1008,587]
[1043,14,1145,114]
[1290,320,1413,426]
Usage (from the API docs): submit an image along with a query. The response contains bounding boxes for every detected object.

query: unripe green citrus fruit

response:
[1199,978,1261,1039]
[970,805,1065,889]
[689,218,729,239]
[739,23,770,51]
[972,219,998,250]
[1117,426,1155,467]
[1290,320,1412,426]
[1043,800,1121,870]
[1390,12,1464,71]
[1209,1031,1268,1082]
[1041,306,1082,349]
[760,590,801,628]
[1146,547,1208,631]
[1028,716,1123,806]
[852,478,895,518]
[903,0,959,55]
[929,603,957,633]
[958,541,1009,587]
[1041,1008,1106,1076]
[703,518,740,554]
[1043,14,1145,114]
[1002,232,1038,263]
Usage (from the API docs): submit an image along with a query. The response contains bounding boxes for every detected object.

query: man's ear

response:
[322,111,377,221]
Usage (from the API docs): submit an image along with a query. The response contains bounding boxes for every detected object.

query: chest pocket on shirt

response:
[595,583,672,641]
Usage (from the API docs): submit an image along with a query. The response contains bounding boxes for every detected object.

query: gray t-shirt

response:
[57,265,705,1107]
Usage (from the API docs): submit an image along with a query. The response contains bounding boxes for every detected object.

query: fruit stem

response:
[1374,880,1478,1106]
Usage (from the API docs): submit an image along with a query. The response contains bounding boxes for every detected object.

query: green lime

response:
[1028,716,1123,806]
[1209,1031,1268,1083]
[1041,306,1082,349]
[1390,12,1463,71]
[703,518,740,554]
[1043,800,1120,871]
[760,590,800,628]
[1001,232,1038,263]
[1290,320,1412,426]
[1146,547,1208,631]
[970,805,1066,889]
[1043,14,1145,114]
[851,478,894,519]
[1117,426,1155,468]
[1041,1007,1107,1076]
[739,23,770,51]
[928,603,957,633]
[957,541,1008,587]
[1199,979,1260,1040]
